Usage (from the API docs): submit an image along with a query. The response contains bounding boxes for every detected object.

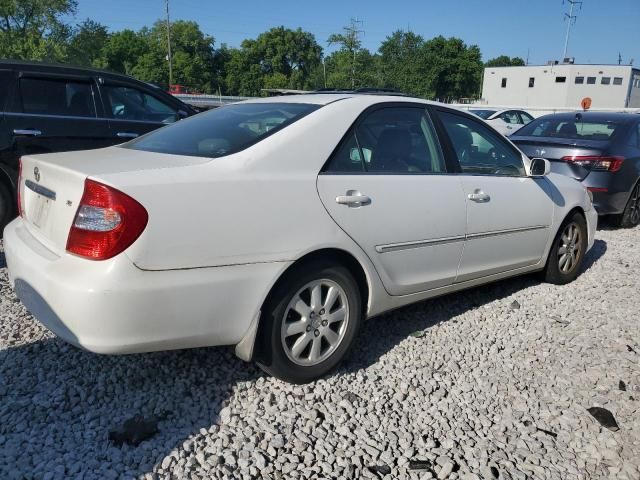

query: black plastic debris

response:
[367,465,392,476]
[408,459,436,474]
[619,380,627,391]
[510,300,521,310]
[109,415,159,446]
[627,345,636,353]
[587,407,620,432]
[536,427,558,438]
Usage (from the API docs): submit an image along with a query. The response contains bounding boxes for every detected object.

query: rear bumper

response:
[581,171,635,215]
[4,218,288,354]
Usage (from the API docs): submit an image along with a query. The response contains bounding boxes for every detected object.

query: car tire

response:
[611,181,640,228]
[541,212,588,285]
[0,181,14,237]
[256,260,362,383]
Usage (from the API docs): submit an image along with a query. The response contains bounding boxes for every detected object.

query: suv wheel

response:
[0,181,14,236]
[257,261,362,383]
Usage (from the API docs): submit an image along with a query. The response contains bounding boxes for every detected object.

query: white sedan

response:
[469,108,535,136]
[4,94,596,383]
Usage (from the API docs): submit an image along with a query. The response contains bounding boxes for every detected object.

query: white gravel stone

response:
[1,226,640,479]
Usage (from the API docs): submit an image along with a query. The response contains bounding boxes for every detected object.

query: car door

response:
[435,108,555,283]
[3,72,112,159]
[100,81,182,141]
[317,104,467,296]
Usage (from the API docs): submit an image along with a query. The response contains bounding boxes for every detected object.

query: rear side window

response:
[324,106,446,174]
[20,77,96,117]
[517,117,621,140]
[0,70,12,111]
[126,103,319,158]
[104,85,178,124]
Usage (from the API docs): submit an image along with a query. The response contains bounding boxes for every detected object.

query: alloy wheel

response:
[558,222,583,274]
[281,279,349,367]
[629,184,640,226]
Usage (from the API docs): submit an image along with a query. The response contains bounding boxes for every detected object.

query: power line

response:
[562,0,582,60]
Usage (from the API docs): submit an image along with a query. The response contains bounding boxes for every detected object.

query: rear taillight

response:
[561,155,624,172]
[66,179,148,260]
[17,158,24,217]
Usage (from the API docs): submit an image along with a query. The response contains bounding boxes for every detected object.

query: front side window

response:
[126,102,319,158]
[0,70,11,111]
[104,85,178,124]
[20,77,96,117]
[439,111,525,177]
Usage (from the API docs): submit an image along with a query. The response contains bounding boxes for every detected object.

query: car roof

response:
[0,59,161,89]
[536,111,638,123]
[240,93,438,107]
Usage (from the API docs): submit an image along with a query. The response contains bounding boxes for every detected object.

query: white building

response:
[481,64,640,111]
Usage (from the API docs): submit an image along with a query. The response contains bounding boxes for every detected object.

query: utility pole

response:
[345,18,364,89]
[562,0,582,60]
[165,0,173,88]
[618,52,622,65]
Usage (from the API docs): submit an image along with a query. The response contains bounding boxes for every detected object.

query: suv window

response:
[325,107,445,174]
[104,85,178,123]
[20,77,96,117]
[0,70,12,112]
[519,111,535,124]
[439,110,525,177]
[126,102,319,158]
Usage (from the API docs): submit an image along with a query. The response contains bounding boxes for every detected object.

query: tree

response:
[379,30,429,96]
[0,0,77,61]
[67,19,108,67]
[224,27,322,96]
[422,36,483,100]
[102,29,148,75]
[485,55,525,67]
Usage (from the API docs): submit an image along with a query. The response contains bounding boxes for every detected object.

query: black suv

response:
[0,60,198,232]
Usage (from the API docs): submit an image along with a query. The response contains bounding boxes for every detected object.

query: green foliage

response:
[0,0,77,61]
[0,5,487,99]
[485,55,526,67]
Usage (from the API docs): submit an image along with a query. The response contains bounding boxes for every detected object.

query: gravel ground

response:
[0,224,639,480]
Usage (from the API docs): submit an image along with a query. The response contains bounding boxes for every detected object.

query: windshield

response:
[470,109,497,119]
[125,102,320,158]
[516,116,622,141]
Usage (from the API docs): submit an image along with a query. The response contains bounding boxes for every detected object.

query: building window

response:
[601,77,611,85]
[575,76,584,84]
[613,77,623,85]
[501,78,507,88]
[528,77,535,88]
[587,77,596,84]
[555,76,567,83]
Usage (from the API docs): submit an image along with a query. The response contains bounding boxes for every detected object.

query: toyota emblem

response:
[33,167,40,182]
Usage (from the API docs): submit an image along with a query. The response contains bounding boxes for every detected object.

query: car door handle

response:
[116,132,139,138]
[336,191,371,207]
[13,129,42,137]
[468,191,491,203]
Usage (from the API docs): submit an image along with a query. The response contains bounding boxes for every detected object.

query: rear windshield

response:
[125,102,320,158]
[469,109,497,119]
[516,116,622,140]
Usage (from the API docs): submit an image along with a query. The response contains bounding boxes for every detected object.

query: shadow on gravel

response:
[0,252,5,269]
[0,339,260,477]
[338,238,608,375]
[0,240,608,477]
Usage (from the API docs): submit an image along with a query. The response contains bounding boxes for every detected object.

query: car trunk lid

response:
[511,136,608,181]
[18,147,210,255]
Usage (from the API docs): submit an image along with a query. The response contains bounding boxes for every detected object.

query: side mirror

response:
[529,157,551,177]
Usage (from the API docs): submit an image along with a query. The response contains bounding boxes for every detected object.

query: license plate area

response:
[25,180,56,229]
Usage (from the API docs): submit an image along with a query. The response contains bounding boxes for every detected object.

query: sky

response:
[74,0,640,66]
